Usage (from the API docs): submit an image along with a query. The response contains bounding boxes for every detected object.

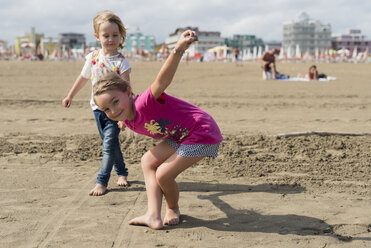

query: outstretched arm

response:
[62,75,89,108]
[151,30,198,99]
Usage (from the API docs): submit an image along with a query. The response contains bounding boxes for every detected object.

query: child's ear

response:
[127,87,133,97]
[94,33,100,41]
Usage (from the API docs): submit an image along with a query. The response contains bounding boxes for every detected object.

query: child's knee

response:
[155,168,172,187]
[140,152,157,171]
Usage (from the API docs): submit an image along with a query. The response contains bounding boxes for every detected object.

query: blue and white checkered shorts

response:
[165,140,220,158]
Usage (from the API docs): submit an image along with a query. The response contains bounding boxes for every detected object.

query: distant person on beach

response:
[259,48,280,79]
[308,65,327,80]
[62,10,131,196]
[233,47,241,65]
[93,30,223,229]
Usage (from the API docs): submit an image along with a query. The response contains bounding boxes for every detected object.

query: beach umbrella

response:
[247,48,252,60]
[21,43,34,48]
[352,46,358,59]
[206,46,232,61]
[278,47,284,60]
[337,47,349,62]
[324,47,329,61]
[207,46,232,54]
[302,48,311,61]
[295,44,301,59]
[223,45,227,58]
[203,52,215,62]
[252,46,257,59]
[286,46,292,59]
[355,48,368,62]
[242,48,248,61]
[337,48,350,56]
[44,48,49,59]
[257,46,262,58]
[265,44,269,52]
[315,47,319,61]
[193,53,202,59]
[362,48,369,61]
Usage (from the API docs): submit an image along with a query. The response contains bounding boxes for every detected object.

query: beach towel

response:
[277,76,337,82]
[262,71,290,80]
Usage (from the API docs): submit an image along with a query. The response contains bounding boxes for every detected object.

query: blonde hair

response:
[93,73,131,99]
[93,10,127,49]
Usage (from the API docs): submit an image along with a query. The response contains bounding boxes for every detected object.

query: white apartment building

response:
[165,27,223,57]
[282,12,331,55]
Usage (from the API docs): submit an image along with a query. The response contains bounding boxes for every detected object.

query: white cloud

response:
[0,0,370,45]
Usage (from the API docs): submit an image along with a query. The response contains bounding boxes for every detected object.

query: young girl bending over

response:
[93,30,223,229]
[62,10,131,196]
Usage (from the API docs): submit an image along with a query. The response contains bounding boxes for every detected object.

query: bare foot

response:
[128,214,163,230]
[89,184,107,196]
[163,207,180,226]
[117,176,129,187]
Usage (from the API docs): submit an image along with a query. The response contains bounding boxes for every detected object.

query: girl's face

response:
[95,21,121,55]
[94,89,134,121]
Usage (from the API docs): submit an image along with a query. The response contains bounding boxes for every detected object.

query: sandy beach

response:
[0,60,370,247]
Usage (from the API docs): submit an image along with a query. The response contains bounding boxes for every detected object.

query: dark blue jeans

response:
[94,110,128,187]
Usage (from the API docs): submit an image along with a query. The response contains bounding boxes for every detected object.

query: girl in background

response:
[62,10,131,196]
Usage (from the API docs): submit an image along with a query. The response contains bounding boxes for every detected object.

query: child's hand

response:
[174,30,198,53]
[118,121,126,131]
[62,97,72,108]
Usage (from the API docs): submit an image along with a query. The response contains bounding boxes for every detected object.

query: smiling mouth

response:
[113,111,125,121]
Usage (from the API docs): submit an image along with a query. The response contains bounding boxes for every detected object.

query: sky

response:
[1,0,370,45]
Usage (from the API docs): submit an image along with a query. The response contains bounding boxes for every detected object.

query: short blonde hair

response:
[93,73,131,99]
[93,10,127,49]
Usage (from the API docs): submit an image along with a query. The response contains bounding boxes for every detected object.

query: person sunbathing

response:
[308,65,327,80]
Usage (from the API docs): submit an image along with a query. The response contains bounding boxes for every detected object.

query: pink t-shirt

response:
[124,87,223,145]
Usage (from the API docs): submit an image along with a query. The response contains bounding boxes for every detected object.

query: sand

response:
[0,60,370,247]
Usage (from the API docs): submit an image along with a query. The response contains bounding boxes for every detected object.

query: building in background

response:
[224,34,264,52]
[282,12,331,56]
[165,27,223,57]
[14,27,44,57]
[40,37,60,58]
[13,29,85,59]
[59,33,85,49]
[58,33,86,59]
[125,28,156,55]
[332,29,370,53]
